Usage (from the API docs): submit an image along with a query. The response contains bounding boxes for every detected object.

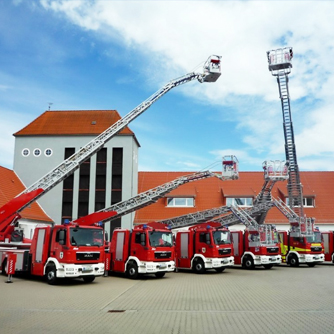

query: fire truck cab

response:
[231,225,281,269]
[0,222,105,284]
[175,222,234,274]
[107,222,175,279]
[278,229,324,267]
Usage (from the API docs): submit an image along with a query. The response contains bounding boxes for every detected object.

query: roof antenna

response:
[48,102,53,110]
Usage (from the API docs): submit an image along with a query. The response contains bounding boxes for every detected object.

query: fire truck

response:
[0,55,222,283]
[74,160,239,278]
[267,47,324,266]
[106,222,175,279]
[175,222,234,273]
[321,231,334,263]
[0,212,116,284]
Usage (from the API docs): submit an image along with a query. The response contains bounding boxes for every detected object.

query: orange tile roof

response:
[135,171,334,226]
[0,166,52,222]
[13,110,134,136]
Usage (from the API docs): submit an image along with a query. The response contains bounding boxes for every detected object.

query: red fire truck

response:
[322,231,334,263]
[105,222,175,279]
[231,225,281,269]
[174,222,234,273]
[278,227,324,267]
[0,214,115,284]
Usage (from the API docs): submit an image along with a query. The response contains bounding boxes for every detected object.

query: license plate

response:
[159,264,166,269]
[314,257,319,260]
[83,266,93,272]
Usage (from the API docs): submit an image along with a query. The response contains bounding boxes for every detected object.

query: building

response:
[13,110,139,235]
[0,166,53,239]
[134,171,334,231]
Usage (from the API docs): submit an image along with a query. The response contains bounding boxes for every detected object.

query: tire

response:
[83,275,95,283]
[307,263,316,268]
[155,272,165,278]
[192,258,205,274]
[243,256,255,270]
[263,264,273,270]
[215,267,225,273]
[126,262,139,279]
[289,254,299,267]
[46,265,58,285]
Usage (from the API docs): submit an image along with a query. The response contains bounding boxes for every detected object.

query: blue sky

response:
[1,0,334,173]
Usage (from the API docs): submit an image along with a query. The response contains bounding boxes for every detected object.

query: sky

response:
[1,0,334,173]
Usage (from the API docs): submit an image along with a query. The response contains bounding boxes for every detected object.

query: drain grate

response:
[108,310,126,313]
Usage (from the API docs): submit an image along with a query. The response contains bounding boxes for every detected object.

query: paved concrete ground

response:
[1,263,334,334]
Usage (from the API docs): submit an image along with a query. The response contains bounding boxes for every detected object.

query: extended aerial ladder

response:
[0,55,222,242]
[151,160,287,230]
[73,157,238,226]
[267,47,313,237]
[207,160,288,227]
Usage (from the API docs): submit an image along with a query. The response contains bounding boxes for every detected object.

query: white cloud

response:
[8,0,334,171]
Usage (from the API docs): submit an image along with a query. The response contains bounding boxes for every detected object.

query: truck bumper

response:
[254,255,281,266]
[56,263,105,278]
[205,256,235,269]
[138,261,175,274]
[299,253,324,264]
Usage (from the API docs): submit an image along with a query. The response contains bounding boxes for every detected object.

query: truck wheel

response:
[46,265,58,285]
[192,258,205,274]
[155,272,165,278]
[243,256,255,270]
[83,276,95,283]
[289,254,299,267]
[263,264,273,269]
[215,267,225,273]
[126,262,139,279]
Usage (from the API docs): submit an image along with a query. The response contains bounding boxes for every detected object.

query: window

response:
[44,148,53,157]
[22,148,30,157]
[286,197,314,207]
[166,197,194,207]
[33,148,41,157]
[226,197,253,207]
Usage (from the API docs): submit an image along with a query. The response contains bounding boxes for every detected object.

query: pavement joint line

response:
[3,308,334,314]
[99,279,145,311]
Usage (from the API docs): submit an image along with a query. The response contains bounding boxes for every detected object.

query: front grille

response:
[267,247,279,254]
[311,246,322,252]
[76,252,100,261]
[219,248,231,255]
[154,252,172,260]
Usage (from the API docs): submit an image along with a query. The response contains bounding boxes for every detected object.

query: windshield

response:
[213,230,231,245]
[149,231,173,247]
[70,227,104,247]
[306,232,322,243]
